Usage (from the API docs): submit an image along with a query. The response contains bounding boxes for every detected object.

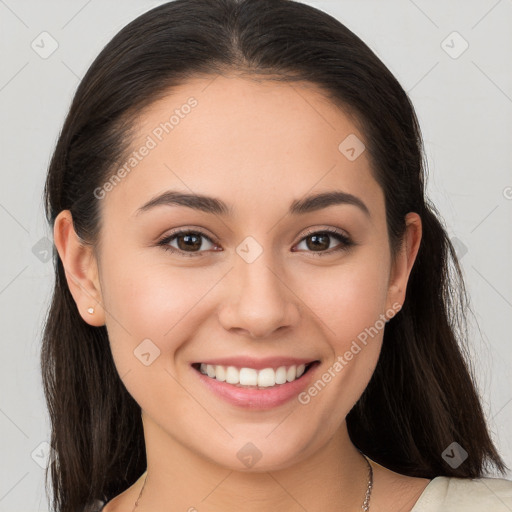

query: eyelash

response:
[156,227,355,258]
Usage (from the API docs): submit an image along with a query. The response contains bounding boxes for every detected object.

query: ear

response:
[53,210,105,327]
[386,212,422,317]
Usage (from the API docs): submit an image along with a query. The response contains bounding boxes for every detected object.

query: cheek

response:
[299,253,390,343]
[287,257,390,437]
[100,260,215,412]
[100,256,217,367]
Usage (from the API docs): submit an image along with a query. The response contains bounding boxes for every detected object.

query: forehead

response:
[100,74,383,222]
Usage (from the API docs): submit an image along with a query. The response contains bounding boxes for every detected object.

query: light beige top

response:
[410,476,512,511]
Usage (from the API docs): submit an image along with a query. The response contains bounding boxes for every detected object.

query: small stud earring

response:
[87,307,95,315]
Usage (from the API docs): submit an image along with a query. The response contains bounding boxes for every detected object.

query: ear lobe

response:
[53,210,105,327]
[386,212,422,314]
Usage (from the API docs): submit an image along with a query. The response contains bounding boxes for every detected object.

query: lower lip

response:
[192,362,320,410]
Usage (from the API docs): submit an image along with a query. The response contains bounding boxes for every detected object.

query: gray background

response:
[0,0,511,510]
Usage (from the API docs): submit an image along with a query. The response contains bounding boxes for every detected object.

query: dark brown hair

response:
[41,0,509,510]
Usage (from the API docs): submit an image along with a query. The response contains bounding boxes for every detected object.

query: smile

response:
[193,362,317,389]
[191,360,321,409]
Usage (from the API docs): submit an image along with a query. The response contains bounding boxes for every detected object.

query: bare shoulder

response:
[368,459,432,512]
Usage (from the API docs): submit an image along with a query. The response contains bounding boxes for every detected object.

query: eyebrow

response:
[135,190,370,218]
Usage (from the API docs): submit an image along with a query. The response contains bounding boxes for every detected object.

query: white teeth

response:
[240,368,258,386]
[215,365,226,382]
[197,363,309,387]
[257,368,275,387]
[226,366,239,384]
[275,366,288,384]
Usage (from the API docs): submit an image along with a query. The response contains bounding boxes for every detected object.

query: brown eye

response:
[294,229,354,256]
[158,230,217,257]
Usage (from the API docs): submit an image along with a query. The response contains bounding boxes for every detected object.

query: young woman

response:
[41,0,512,511]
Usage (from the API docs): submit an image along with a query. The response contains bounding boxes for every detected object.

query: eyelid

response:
[156,227,218,254]
[157,226,217,243]
[298,226,350,242]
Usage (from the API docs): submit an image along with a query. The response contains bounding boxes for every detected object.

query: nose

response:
[217,253,301,339]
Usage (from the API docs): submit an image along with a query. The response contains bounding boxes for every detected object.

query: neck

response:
[138,415,372,512]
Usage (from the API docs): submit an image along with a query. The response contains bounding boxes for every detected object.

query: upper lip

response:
[192,356,319,370]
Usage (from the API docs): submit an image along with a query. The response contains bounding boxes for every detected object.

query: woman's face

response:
[63,75,421,471]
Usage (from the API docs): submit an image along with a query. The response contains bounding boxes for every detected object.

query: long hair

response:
[41,0,509,510]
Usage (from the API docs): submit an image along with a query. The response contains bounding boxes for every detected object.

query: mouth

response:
[191,360,320,390]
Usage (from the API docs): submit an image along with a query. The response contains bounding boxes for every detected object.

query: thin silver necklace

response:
[131,451,373,511]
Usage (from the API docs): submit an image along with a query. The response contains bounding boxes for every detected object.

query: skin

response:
[54,74,429,511]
